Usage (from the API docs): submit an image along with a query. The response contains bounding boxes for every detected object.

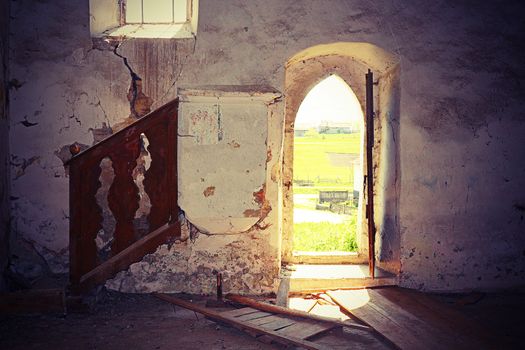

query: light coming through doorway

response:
[293,75,364,253]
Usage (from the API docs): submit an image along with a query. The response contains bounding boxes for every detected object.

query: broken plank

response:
[154,293,331,350]
[226,293,371,331]
[277,320,335,340]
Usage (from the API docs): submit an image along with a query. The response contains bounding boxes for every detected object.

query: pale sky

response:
[295,75,364,129]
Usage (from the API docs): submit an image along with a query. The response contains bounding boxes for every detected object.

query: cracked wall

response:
[7,0,525,293]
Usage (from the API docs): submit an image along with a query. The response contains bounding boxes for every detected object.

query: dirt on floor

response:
[0,290,388,350]
[0,291,278,350]
[1,287,524,350]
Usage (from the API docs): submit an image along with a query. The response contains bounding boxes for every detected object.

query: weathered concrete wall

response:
[0,0,9,291]
[8,0,525,293]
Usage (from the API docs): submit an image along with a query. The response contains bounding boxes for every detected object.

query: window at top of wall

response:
[125,0,188,24]
[90,0,198,39]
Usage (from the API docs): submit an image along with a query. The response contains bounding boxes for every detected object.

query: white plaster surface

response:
[178,94,271,234]
[7,0,525,292]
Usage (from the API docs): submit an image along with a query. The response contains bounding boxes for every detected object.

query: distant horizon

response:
[295,120,360,130]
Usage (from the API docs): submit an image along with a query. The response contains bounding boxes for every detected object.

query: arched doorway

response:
[292,75,364,254]
[282,42,401,276]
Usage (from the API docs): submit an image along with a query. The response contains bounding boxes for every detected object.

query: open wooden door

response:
[365,69,376,278]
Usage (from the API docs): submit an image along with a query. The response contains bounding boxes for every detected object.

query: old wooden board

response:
[327,289,435,349]
[276,320,336,340]
[155,294,332,350]
[326,288,499,350]
[220,307,259,317]
[249,314,297,330]
[235,311,273,322]
[369,288,500,348]
[226,293,371,331]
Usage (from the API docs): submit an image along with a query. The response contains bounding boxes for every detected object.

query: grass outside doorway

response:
[293,131,360,252]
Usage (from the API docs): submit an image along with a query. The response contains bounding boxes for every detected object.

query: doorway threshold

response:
[282,264,398,293]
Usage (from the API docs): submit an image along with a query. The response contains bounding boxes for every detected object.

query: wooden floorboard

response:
[235,311,273,322]
[220,307,259,317]
[276,320,335,340]
[364,291,451,350]
[248,314,290,326]
[370,288,494,348]
[257,316,297,331]
[328,290,421,350]
[327,288,500,350]
[155,294,332,350]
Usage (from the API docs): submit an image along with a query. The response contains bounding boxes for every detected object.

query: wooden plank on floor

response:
[327,288,496,350]
[248,314,289,326]
[235,311,273,322]
[257,316,297,331]
[364,290,458,349]
[226,293,371,331]
[155,294,331,350]
[370,287,497,349]
[327,289,427,350]
[220,307,259,317]
[277,320,335,340]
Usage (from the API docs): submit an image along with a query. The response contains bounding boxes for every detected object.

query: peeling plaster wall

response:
[108,88,283,294]
[0,0,9,291]
[8,0,525,293]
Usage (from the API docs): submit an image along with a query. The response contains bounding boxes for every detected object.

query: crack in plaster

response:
[112,42,142,119]
[91,96,111,128]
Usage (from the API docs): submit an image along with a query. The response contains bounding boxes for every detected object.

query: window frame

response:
[89,0,198,39]
[119,0,193,25]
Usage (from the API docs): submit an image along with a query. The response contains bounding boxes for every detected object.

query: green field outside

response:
[293,132,361,191]
[293,131,362,252]
[294,219,358,252]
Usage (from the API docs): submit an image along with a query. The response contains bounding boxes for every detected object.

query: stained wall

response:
[7,0,525,292]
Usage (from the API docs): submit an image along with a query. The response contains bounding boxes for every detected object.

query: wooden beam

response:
[78,223,180,292]
[65,99,178,166]
[225,293,371,332]
[155,294,332,350]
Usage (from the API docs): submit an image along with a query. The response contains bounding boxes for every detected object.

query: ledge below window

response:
[101,23,194,39]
